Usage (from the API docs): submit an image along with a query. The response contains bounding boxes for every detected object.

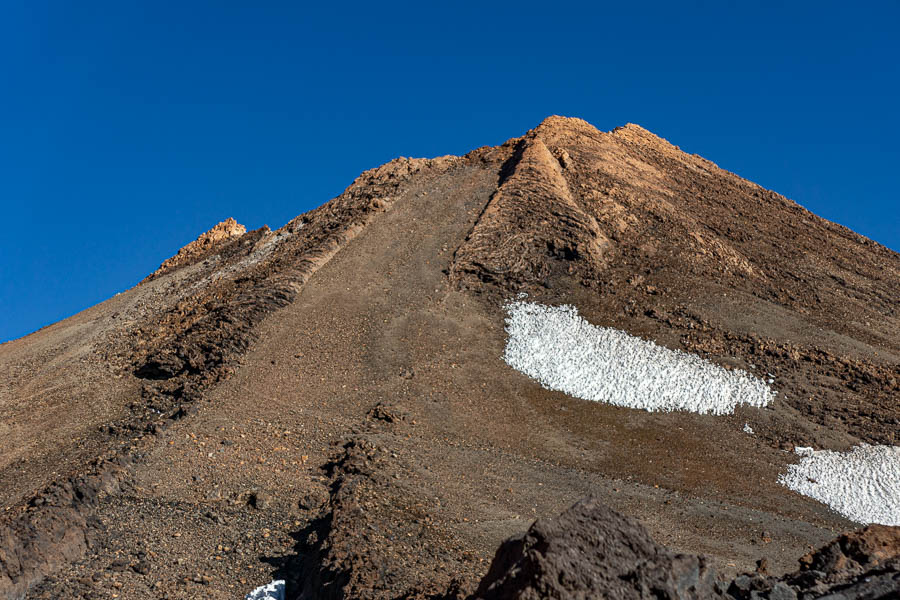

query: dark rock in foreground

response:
[730,524,900,600]
[471,495,726,600]
[469,496,900,600]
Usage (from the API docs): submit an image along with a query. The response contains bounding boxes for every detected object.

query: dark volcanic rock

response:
[471,495,726,600]
[797,524,900,574]
[470,498,900,600]
[732,525,900,600]
[0,467,123,600]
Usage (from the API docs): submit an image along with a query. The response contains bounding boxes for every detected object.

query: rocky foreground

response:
[470,496,900,600]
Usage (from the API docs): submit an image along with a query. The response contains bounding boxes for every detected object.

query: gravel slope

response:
[3,116,899,599]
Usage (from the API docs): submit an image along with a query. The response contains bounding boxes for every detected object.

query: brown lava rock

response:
[471,495,725,600]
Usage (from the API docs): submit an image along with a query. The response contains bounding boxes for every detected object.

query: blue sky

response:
[1,1,898,343]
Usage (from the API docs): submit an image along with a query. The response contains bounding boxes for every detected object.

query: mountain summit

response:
[148,217,247,280]
[2,117,898,599]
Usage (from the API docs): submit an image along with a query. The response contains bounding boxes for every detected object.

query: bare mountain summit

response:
[147,217,247,280]
[1,117,898,599]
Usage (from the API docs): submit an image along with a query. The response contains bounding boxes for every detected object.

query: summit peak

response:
[147,217,247,280]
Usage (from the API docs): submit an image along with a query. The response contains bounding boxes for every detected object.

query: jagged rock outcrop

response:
[279,437,478,600]
[146,217,247,280]
[0,467,125,600]
[729,525,900,599]
[470,495,726,600]
[469,496,900,600]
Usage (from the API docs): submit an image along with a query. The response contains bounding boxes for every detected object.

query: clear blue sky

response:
[2,1,898,343]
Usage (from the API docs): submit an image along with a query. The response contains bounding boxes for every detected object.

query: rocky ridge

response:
[147,217,247,281]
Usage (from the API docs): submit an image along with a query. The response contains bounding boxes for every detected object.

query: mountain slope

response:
[1,117,898,599]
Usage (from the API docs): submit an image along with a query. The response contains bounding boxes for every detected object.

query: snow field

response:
[245,579,285,600]
[779,445,900,526]
[503,301,774,415]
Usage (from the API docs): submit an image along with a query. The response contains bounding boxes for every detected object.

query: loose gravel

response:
[503,301,774,415]
[779,445,900,526]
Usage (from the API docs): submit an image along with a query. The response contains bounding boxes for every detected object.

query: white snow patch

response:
[779,444,900,526]
[502,301,774,415]
[245,580,285,600]
[743,423,754,435]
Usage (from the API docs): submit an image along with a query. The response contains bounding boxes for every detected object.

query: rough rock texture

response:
[0,467,125,599]
[275,437,479,600]
[728,525,900,599]
[125,157,457,440]
[451,135,611,289]
[469,497,900,600]
[147,217,247,280]
[471,495,726,600]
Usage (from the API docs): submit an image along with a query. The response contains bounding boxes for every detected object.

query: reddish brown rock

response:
[146,217,247,280]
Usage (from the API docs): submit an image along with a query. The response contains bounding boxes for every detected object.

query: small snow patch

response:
[743,423,754,435]
[779,445,900,525]
[245,580,285,600]
[502,301,773,415]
